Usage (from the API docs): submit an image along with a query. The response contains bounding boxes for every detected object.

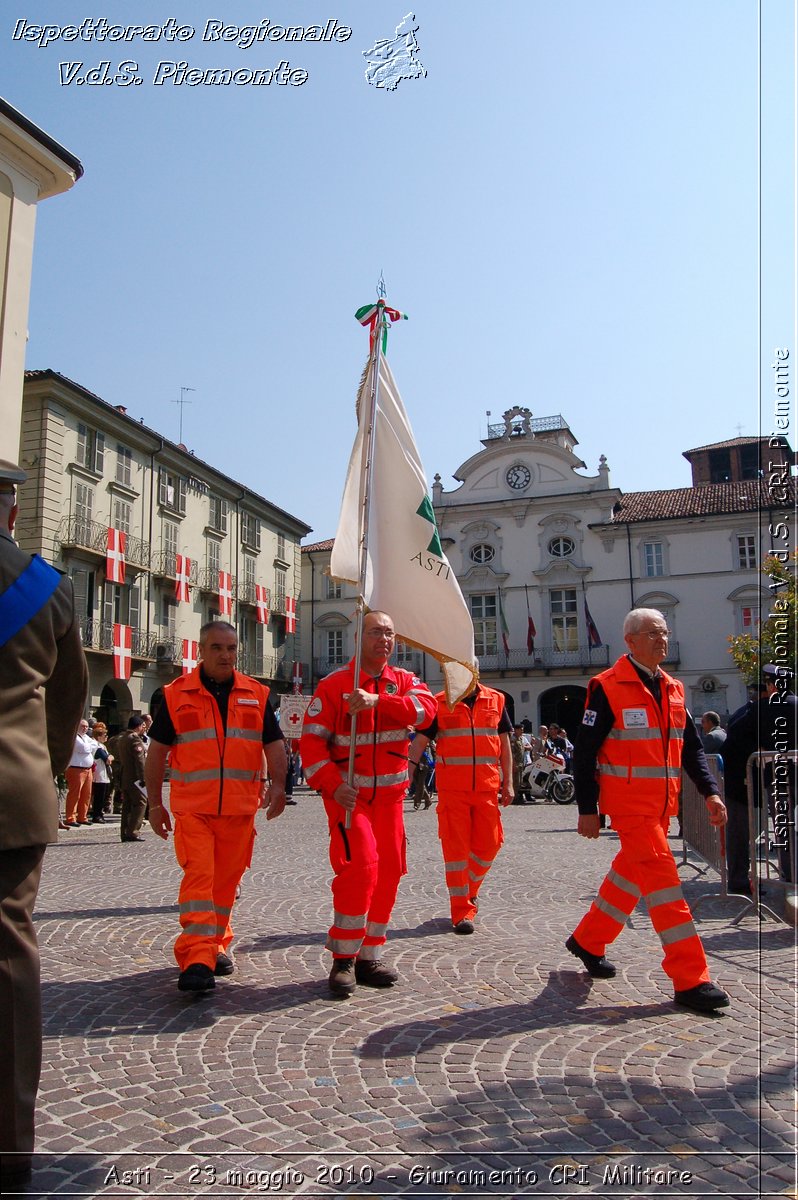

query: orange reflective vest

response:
[594,656,686,820]
[164,668,267,817]
[434,685,504,793]
[300,660,436,803]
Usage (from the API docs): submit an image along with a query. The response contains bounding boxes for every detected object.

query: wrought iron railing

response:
[58,517,150,569]
[197,568,237,594]
[237,581,270,607]
[486,414,568,441]
[78,618,159,659]
[476,643,612,671]
[151,552,199,583]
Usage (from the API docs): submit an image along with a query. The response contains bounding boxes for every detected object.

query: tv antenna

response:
[174,387,196,443]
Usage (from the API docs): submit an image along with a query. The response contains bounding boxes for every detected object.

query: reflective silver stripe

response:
[448,885,469,897]
[226,726,262,742]
[303,761,330,780]
[181,922,224,937]
[365,921,388,939]
[178,899,232,916]
[302,722,331,739]
[436,727,498,740]
[331,911,368,930]
[658,919,697,946]
[410,695,426,723]
[352,771,407,787]
[174,728,217,745]
[606,728,661,742]
[442,755,496,766]
[468,869,487,883]
[357,944,381,961]
[470,852,493,869]
[326,935,362,955]
[598,764,673,779]
[644,885,685,909]
[444,859,468,872]
[595,894,630,925]
[225,768,259,782]
[332,729,408,747]
[170,768,220,784]
[607,868,641,899]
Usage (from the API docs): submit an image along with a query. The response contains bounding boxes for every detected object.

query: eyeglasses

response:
[638,628,671,640]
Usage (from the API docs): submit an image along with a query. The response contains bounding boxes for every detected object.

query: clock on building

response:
[506,464,531,490]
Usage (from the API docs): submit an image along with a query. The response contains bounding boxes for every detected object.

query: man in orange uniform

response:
[413,683,514,934]
[566,608,729,1013]
[145,621,287,993]
[300,610,436,997]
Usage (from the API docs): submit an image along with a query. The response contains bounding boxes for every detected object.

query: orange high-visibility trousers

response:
[65,767,93,823]
[572,813,710,990]
[323,795,406,961]
[437,789,504,924]
[172,813,256,972]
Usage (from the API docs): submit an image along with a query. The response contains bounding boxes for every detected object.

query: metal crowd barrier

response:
[677,754,748,920]
[728,750,797,926]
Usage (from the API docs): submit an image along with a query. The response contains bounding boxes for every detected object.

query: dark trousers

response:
[0,845,45,1166]
[120,786,147,840]
[91,781,110,822]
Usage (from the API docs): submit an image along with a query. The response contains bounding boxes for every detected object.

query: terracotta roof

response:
[683,435,790,456]
[302,538,334,552]
[607,478,796,524]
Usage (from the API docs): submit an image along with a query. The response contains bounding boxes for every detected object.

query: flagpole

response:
[344,301,386,828]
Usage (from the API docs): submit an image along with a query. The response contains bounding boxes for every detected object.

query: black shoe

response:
[354,959,398,987]
[566,934,617,978]
[121,835,145,842]
[214,953,234,976]
[92,816,106,824]
[674,982,729,1013]
[65,821,78,827]
[328,957,356,997]
[284,799,297,805]
[177,963,215,993]
[453,919,474,935]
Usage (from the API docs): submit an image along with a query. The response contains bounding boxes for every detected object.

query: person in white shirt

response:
[65,719,95,826]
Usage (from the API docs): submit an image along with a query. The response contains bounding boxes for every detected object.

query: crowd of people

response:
[2,442,794,1188]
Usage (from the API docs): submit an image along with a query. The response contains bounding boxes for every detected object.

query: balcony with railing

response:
[151,552,199,583]
[197,568,237,594]
[477,642,612,673]
[237,581,269,608]
[79,618,159,660]
[58,517,150,569]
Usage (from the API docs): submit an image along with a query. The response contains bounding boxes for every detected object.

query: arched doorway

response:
[496,688,515,725]
[98,680,133,735]
[539,685,587,742]
[150,687,165,719]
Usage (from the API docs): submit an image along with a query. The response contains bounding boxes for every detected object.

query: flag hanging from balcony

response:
[292,660,303,694]
[584,597,602,648]
[285,595,297,633]
[524,584,536,655]
[218,570,233,617]
[498,591,510,656]
[106,527,126,584]
[113,623,132,680]
[330,347,477,706]
[175,555,191,603]
[182,638,199,674]
[255,584,269,625]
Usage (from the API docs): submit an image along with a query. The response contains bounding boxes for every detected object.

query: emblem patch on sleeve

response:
[307,697,322,718]
[582,709,597,726]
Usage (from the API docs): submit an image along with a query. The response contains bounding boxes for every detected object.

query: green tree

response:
[728,552,797,683]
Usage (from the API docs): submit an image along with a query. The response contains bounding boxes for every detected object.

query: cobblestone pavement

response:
[16,789,796,1199]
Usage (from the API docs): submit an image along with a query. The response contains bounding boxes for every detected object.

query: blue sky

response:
[4,1,795,538]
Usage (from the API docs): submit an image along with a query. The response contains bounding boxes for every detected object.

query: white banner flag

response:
[331,351,477,705]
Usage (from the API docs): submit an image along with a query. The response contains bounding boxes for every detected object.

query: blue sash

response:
[0,554,61,649]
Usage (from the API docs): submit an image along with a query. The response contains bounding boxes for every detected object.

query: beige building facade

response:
[19,370,311,729]
[0,99,82,459]
[300,409,794,737]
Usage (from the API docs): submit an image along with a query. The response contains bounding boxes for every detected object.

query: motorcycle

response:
[521,752,576,804]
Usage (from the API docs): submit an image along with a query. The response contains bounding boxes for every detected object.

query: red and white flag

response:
[106,527,126,584]
[175,554,191,603]
[113,623,132,680]
[292,660,303,694]
[255,584,269,625]
[218,570,233,617]
[285,594,297,633]
[182,638,199,674]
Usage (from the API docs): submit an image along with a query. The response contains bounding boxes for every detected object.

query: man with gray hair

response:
[0,460,87,1187]
[566,608,729,1014]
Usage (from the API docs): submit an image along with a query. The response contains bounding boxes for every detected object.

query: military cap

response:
[0,459,27,493]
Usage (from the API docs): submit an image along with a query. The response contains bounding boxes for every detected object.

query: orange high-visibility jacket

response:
[164,668,268,816]
[434,685,504,793]
[593,655,686,821]
[300,660,436,803]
